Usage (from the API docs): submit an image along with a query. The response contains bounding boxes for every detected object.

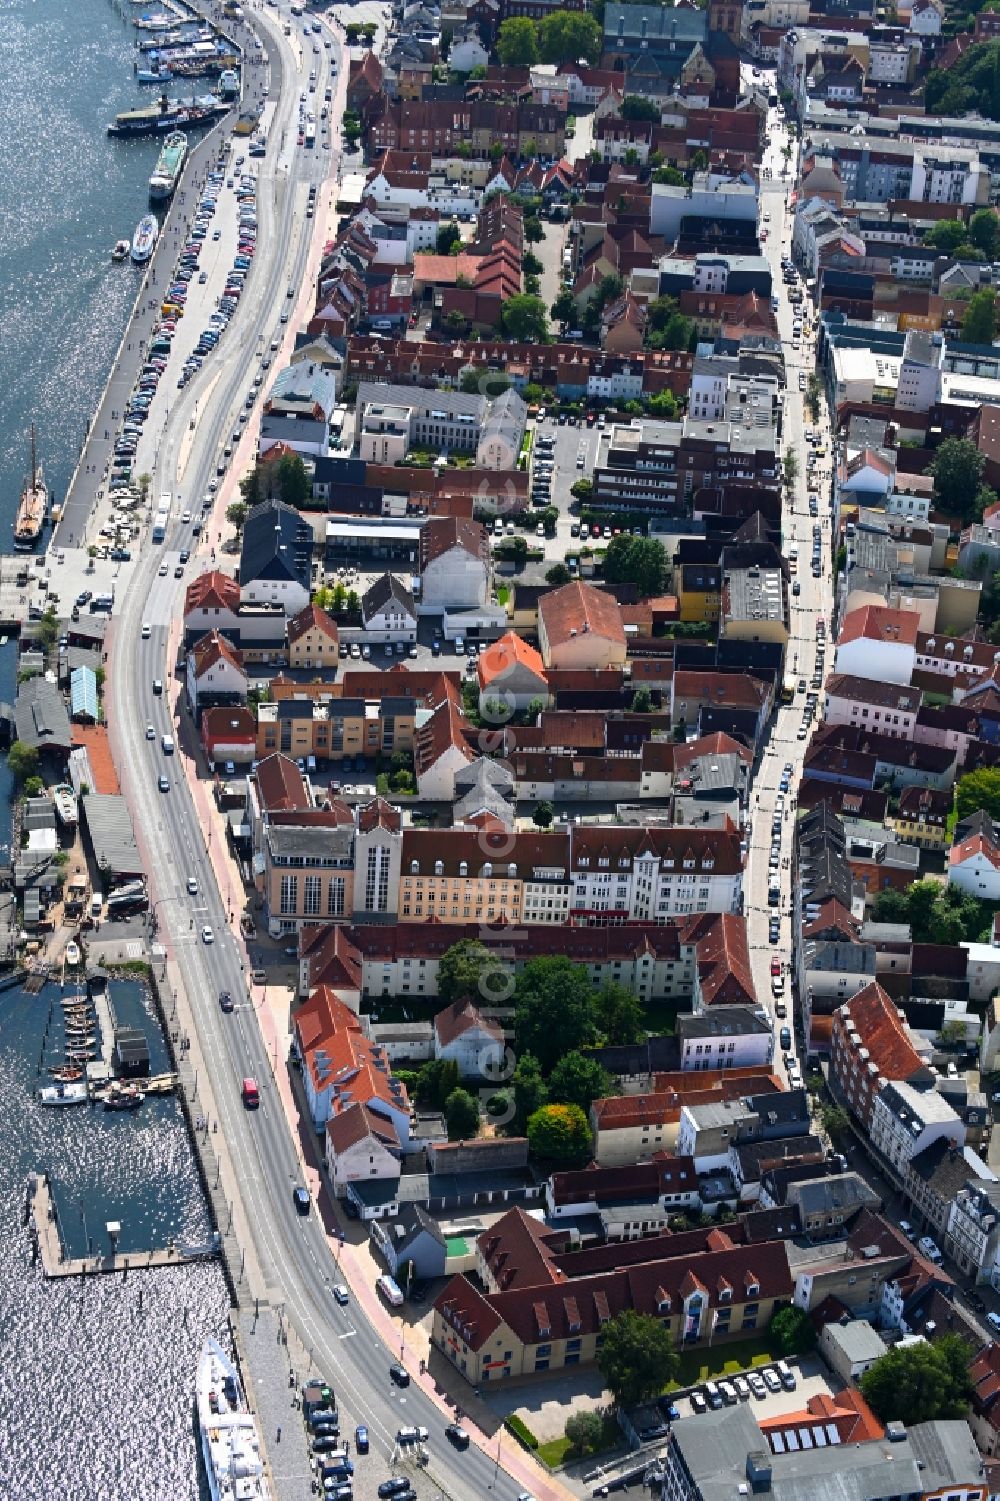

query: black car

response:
[312,1435,343,1454]
[378,1481,412,1499]
[389,1362,410,1387]
[219,990,234,1013]
[292,1186,310,1214]
[445,1423,470,1448]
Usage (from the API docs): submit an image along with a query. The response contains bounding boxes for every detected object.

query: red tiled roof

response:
[478,632,546,690]
[950,831,1000,872]
[326,1101,400,1154]
[838,604,920,649]
[185,569,239,615]
[190,629,245,680]
[591,1068,781,1131]
[287,602,339,646]
[538,581,626,650]
[254,753,308,812]
[434,1000,504,1049]
[414,699,476,779]
[835,982,926,1085]
[419,516,489,569]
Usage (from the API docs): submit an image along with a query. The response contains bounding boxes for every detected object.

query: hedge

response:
[505,1415,538,1450]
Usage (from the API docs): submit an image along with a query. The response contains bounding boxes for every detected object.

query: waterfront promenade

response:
[54,7,270,550]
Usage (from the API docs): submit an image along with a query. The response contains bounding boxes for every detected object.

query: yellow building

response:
[890,785,949,850]
[287,602,340,671]
[677,563,722,625]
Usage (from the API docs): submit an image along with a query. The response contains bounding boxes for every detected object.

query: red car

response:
[770,960,782,977]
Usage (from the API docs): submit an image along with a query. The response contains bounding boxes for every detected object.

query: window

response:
[280,875,298,915]
[327,879,345,917]
[303,875,321,917]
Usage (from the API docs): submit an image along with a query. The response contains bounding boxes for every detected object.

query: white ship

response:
[197,1338,270,1501]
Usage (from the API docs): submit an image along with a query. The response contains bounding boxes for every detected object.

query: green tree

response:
[860,1335,973,1425]
[970,208,1000,259]
[963,287,999,344]
[647,389,679,418]
[930,436,986,517]
[515,954,599,1072]
[523,215,544,244]
[924,219,968,254]
[438,939,501,1006]
[603,535,667,596]
[415,1058,460,1110]
[512,1052,548,1132]
[545,563,571,586]
[7,740,38,784]
[820,1103,851,1142]
[631,685,654,713]
[595,981,645,1046]
[548,1051,612,1113]
[226,499,249,536]
[652,165,686,186]
[783,451,800,488]
[532,798,555,828]
[537,11,601,63]
[500,294,549,343]
[956,766,1000,821]
[769,1305,818,1356]
[275,452,311,509]
[23,775,44,798]
[527,1101,592,1163]
[570,477,593,501]
[437,222,462,255]
[564,1411,605,1455]
[37,608,58,652]
[620,94,662,121]
[444,1087,481,1140]
[597,1311,679,1409]
[496,16,538,64]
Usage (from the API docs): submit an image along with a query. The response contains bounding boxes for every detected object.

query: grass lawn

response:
[496,584,510,605]
[536,1413,620,1469]
[666,1336,782,1390]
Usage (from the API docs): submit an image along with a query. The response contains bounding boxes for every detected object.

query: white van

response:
[161,734,175,755]
[377,1274,404,1307]
[90,891,103,918]
[918,1236,943,1264]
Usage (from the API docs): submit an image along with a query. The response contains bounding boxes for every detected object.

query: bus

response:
[152,494,170,543]
[781,674,796,705]
[305,121,316,149]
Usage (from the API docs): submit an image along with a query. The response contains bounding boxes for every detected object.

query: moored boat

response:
[39,1081,88,1106]
[52,784,78,827]
[197,1339,270,1501]
[149,129,187,201]
[64,942,82,967]
[104,1085,145,1111]
[112,238,131,261]
[132,213,158,264]
[14,426,47,550]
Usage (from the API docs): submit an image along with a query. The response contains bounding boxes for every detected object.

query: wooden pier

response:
[28,1172,218,1279]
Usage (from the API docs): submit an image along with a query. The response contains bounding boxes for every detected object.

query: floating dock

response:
[28,1172,218,1278]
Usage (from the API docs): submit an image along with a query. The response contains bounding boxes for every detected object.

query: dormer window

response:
[434,860,444,876]
[579,857,589,868]
[719,1285,732,1302]
[483,861,493,877]
[508,862,517,878]
[619,856,630,868]
[410,860,419,875]
[599,856,610,868]
[459,860,468,877]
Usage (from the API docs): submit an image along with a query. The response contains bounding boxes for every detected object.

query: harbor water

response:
[0,977,230,1498]
[0,0,184,524]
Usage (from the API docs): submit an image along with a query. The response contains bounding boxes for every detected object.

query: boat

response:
[137,65,173,84]
[14,426,47,550]
[149,129,187,201]
[131,213,159,264]
[104,1085,145,1111]
[197,1338,270,1501]
[39,1081,88,1106]
[64,942,82,968]
[112,238,131,261]
[52,784,78,827]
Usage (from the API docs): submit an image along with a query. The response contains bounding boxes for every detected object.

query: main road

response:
[103,4,552,1500]
[739,68,835,1074]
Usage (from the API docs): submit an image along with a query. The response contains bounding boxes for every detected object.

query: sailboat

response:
[14,426,47,549]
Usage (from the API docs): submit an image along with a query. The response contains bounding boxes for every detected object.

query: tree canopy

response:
[645,295,694,351]
[603,534,668,597]
[444,1087,481,1140]
[414,1058,460,1110]
[597,1311,679,1409]
[512,1052,548,1133]
[537,11,601,64]
[860,1335,973,1425]
[548,1051,613,1113]
[515,955,600,1072]
[621,94,662,122]
[551,288,578,326]
[526,1102,592,1163]
[970,208,1000,260]
[769,1305,818,1356]
[240,450,311,510]
[595,981,645,1046]
[963,287,999,345]
[437,939,511,1008]
[925,40,1000,122]
[7,740,38,784]
[500,293,549,343]
[931,438,987,520]
[956,766,1000,823]
[496,16,537,65]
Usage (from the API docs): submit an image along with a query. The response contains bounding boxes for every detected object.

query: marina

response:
[29,1171,222,1279]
